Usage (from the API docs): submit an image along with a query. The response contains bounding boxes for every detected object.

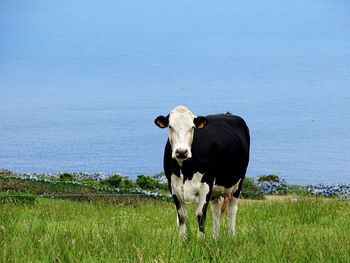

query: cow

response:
[154,105,250,237]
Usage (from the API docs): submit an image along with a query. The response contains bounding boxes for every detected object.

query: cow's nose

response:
[175,148,188,158]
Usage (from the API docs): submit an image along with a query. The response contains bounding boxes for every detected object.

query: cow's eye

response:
[169,125,173,131]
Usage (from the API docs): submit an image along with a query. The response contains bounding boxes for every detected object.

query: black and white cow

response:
[154,106,250,237]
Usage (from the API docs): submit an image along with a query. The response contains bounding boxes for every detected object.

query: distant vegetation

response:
[0,169,172,203]
[1,169,349,202]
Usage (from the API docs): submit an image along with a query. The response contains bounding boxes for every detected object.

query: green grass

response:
[1,196,349,263]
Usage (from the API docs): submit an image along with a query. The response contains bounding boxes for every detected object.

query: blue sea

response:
[1,0,350,185]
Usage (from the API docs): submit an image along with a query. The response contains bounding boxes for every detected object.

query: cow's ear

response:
[194,116,208,129]
[154,115,169,128]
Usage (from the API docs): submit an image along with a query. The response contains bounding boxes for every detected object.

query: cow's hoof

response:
[197,231,205,238]
[178,232,187,240]
[228,230,236,237]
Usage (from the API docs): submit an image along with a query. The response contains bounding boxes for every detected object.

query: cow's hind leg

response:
[211,198,222,238]
[227,197,239,236]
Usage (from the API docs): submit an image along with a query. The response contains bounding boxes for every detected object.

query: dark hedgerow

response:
[0,190,37,204]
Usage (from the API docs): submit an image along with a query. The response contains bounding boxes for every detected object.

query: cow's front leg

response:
[196,183,211,237]
[173,195,187,236]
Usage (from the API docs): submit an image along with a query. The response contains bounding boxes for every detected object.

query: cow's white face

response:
[168,106,195,160]
[155,105,208,165]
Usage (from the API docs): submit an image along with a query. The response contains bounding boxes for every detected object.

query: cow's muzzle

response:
[175,148,188,159]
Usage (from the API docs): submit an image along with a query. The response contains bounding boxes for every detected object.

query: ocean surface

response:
[1,0,350,185]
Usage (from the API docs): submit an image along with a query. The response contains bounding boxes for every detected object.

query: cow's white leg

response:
[211,198,222,238]
[227,197,239,236]
[178,204,187,236]
[195,182,210,237]
[195,183,209,217]
[173,194,187,236]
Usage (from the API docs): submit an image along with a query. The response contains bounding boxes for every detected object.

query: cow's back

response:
[202,113,249,153]
[192,113,250,188]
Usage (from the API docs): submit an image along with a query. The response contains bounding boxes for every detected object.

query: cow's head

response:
[155,106,208,164]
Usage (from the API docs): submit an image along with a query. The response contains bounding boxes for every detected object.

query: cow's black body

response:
[162,113,250,233]
[164,113,250,195]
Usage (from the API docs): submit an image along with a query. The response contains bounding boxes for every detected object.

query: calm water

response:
[1,0,350,184]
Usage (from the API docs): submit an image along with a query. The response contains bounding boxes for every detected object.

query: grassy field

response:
[1,196,349,263]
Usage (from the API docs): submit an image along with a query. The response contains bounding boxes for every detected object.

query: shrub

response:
[102,174,123,188]
[241,177,265,200]
[120,176,135,189]
[59,173,74,181]
[307,183,350,199]
[258,181,288,195]
[159,182,169,191]
[136,175,159,190]
[257,175,288,195]
[257,174,280,183]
